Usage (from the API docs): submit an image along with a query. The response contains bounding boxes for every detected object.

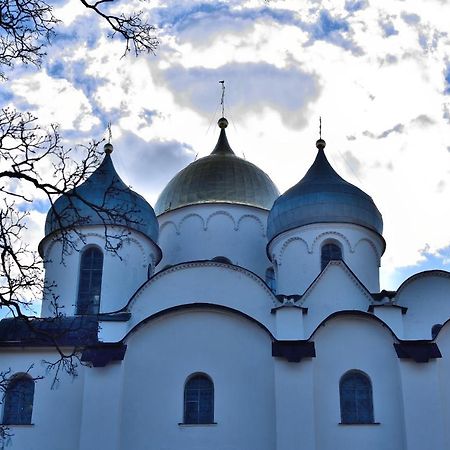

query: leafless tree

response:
[0,0,158,436]
[0,107,144,422]
[0,108,92,368]
[0,0,159,78]
[0,106,143,308]
[79,0,159,56]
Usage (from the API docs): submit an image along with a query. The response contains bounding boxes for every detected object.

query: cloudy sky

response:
[2,0,450,290]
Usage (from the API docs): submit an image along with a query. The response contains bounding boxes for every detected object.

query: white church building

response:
[1,117,450,450]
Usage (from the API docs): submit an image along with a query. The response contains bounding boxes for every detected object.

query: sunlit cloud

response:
[1,0,449,291]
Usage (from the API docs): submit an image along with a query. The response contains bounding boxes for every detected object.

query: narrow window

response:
[321,242,342,270]
[76,247,103,315]
[2,375,34,425]
[340,370,374,424]
[211,256,231,264]
[147,263,153,279]
[265,267,276,293]
[184,374,214,424]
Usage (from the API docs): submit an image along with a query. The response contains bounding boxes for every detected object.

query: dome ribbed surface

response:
[45,153,159,242]
[267,145,383,241]
[155,128,279,215]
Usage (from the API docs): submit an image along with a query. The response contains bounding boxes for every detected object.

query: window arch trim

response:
[2,373,35,425]
[339,369,374,424]
[321,240,343,271]
[183,372,214,425]
[76,245,104,315]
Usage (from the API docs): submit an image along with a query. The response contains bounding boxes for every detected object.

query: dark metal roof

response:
[0,316,98,347]
[155,124,280,215]
[267,141,383,240]
[371,290,397,302]
[45,150,159,243]
[394,342,441,362]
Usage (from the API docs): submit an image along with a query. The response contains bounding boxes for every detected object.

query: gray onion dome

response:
[267,138,383,241]
[44,144,159,243]
[155,118,279,215]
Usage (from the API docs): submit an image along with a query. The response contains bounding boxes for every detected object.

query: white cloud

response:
[1,0,449,291]
[12,72,99,131]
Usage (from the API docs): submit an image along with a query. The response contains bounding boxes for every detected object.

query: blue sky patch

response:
[304,9,361,53]
[0,88,14,106]
[444,64,450,95]
[311,10,349,39]
[345,0,368,13]
[390,245,450,289]
[379,19,398,37]
[401,12,420,25]
[17,198,50,214]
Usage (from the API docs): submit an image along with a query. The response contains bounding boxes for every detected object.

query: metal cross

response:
[219,80,225,117]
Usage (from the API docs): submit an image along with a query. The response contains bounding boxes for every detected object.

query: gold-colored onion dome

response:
[155,118,280,215]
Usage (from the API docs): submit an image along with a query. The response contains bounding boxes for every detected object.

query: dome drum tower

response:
[39,144,162,317]
[267,138,385,294]
[155,118,280,278]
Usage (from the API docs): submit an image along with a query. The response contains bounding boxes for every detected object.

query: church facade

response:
[1,118,450,450]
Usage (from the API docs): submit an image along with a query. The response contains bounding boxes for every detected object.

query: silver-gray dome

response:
[45,147,159,243]
[267,139,383,241]
[155,120,280,215]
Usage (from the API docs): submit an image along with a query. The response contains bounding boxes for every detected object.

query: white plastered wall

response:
[312,316,405,450]
[157,203,271,278]
[395,272,450,339]
[120,309,276,450]
[99,262,276,342]
[0,349,84,450]
[300,262,374,338]
[269,223,384,295]
[40,225,160,317]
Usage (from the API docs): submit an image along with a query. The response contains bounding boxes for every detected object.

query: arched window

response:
[211,256,231,264]
[76,246,103,315]
[265,267,276,293]
[2,375,34,425]
[340,370,374,424]
[184,374,214,424]
[432,324,442,339]
[321,242,342,270]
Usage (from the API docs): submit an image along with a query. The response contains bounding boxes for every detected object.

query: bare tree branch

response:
[0,0,159,78]
[79,0,159,56]
[0,0,58,78]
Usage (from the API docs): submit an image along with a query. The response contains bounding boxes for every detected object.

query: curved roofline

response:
[395,269,450,296]
[307,309,433,343]
[45,152,159,243]
[156,201,272,218]
[266,221,386,261]
[267,144,383,242]
[103,259,276,315]
[154,124,279,216]
[105,307,439,345]
[122,303,275,342]
[432,316,450,340]
[38,223,162,264]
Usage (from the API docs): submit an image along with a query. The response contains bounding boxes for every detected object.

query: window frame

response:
[265,267,276,293]
[2,374,35,425]
[339,369,374,425]
[76,245,104,315]
[320,241,343,271]
[183,373,215,425]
